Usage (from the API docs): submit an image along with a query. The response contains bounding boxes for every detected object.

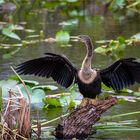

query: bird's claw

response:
[79,98,88,107]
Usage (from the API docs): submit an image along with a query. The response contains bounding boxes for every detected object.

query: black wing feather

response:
[15,53,77,88]
[100,58,140,91]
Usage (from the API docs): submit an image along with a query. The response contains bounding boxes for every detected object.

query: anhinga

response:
[15,35,140,106]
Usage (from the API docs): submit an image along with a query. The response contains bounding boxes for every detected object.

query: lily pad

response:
[44,98,62,108]
[0,80,18,97]
[31,89,45,103]
[18,84,45,104]
[68,100,76,108]
[18,84,33,102]
[9,75,19,81]
[133,92,140,97]
[59,19,78,31]
[55,30,70,45]
[2,27,21,40]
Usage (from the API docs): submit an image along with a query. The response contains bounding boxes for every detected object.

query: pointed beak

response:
[70,36,80,40]
[70,36,83,42]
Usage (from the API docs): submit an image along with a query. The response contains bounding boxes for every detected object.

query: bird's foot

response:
[92,97,98,106]
[79,98,88,107]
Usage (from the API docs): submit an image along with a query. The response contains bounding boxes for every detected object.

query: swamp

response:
[1,0,140,139]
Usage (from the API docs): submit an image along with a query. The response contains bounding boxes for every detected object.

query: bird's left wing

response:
[100,58,140,91]
[15,53,77,88]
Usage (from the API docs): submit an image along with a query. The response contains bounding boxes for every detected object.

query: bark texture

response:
[55,97,117,139]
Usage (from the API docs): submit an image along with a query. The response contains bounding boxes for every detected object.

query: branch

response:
[54,96,118,139]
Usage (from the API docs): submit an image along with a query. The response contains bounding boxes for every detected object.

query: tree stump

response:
[54,96,118,139]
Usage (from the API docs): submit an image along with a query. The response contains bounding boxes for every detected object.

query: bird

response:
[15,35,140,106]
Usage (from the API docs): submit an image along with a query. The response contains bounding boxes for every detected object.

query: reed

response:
[0,87,31,139]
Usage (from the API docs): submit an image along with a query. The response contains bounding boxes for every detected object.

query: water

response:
[0,1,140,139]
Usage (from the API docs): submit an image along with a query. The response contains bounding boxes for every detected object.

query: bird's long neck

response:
[81,38,93,73]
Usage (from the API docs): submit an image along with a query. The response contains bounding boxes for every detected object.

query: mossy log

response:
[54,96,118,139]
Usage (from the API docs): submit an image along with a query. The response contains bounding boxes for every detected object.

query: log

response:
[54,96,118,139]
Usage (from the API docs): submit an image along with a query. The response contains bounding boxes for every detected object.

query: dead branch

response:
[54,96,118,139]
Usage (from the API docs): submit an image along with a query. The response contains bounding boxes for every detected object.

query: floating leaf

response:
[11,43,22,47]
[23,80,39,86]
[59,95,67,105]
[116,96,136,102]
[121,89,133,94]
[55,30,70,44]
[1,43,22,47]
[43,1,59,9]
[95,36,126,59]
[18,84,33,102]
[69,10,78,17]
[96,40,110,44]
[118,36,125,44]
[32,85,58,91]
[14,25,24,30]
[68,100,76,108]
[26,35,40,38]
[18,84,45,104]
[59,19,78,27]
[2,26,21,40]
[94,47,106,55]
[70,91,77,99]
[102,83,112,91]
[0,80,18,97]
[59,19,78,31]
[67,0,78,2]
[31,89,45,104]
[9,75,19,81]
[44,98,62,108]
[24,29,35,33]
[133,92,140,97]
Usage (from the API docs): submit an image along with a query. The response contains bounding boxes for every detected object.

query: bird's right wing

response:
[100,58,140,91]
[15,53,77,88]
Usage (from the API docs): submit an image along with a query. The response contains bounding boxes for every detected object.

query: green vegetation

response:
[0,0,140,139]
[95,34,140,60]
[109,0,140,14]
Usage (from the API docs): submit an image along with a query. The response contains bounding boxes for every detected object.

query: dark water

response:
[0,1,140,139]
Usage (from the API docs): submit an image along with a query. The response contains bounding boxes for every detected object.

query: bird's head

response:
[78,35,91,44]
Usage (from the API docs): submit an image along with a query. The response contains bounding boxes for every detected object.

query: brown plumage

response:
[15,35,140,105]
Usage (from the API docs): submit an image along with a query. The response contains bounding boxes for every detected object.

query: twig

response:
[32,113,69,129]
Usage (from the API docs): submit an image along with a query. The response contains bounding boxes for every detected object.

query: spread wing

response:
[100,58,140,91]
[15,53,77,88]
